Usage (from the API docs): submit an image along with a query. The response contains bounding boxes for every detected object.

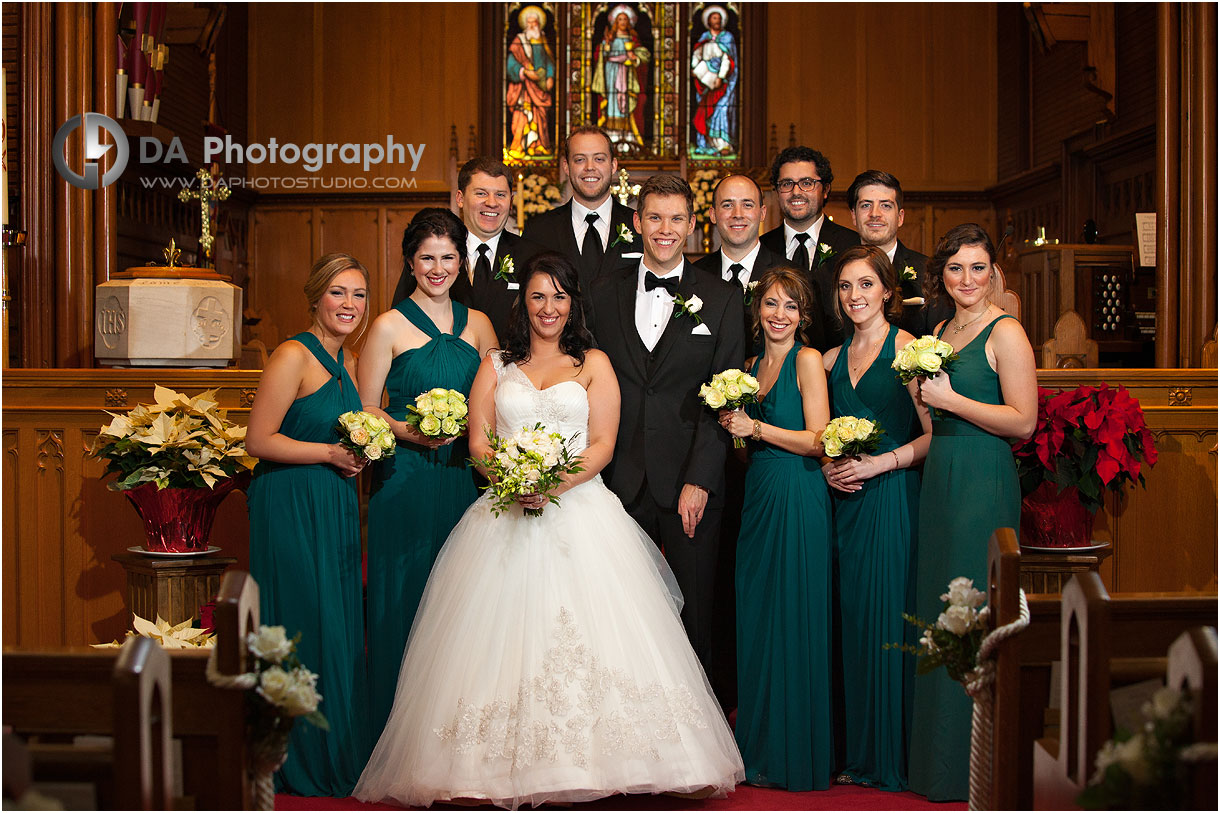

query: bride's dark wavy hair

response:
[499,252,595,366]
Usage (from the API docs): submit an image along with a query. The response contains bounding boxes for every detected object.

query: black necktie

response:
[581,212,603,267]
[793,233,811,273]
[644,272,680,294]
[474,244,492,285]
[726,262,746,284]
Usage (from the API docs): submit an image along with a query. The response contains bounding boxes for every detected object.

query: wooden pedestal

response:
[111,551,238,626]
[1019,544,1114,594]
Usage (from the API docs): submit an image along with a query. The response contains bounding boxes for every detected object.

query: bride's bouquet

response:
[892,335,959,384]
[821,415,884,459]
[478,423,585,517]
[700,368,761,448]
[405,387,468,439]
[336,411,396,461]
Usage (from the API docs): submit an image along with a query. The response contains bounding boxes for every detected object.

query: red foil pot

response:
[124,478,237,552]
[1020,481,1097,548]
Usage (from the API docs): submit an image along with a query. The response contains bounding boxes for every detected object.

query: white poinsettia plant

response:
[90,385,257,490]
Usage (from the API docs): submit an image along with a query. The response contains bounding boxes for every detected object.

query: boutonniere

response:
[610,222,634,249]
[743,280,760,306]
[672,293,704,325]
[815,241,835,267]
[901,265,917,282]
[496,255,515,282]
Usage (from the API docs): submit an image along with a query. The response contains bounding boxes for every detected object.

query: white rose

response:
[364,442,382,460]
[280,668,322,716]
[917,350,943,374]
[1113,733,1149,783]
[936,605,975,636]
[720,369,743,383]
[349,427,370,446]
[703,388,727,409]
[440,417,460,436]
[377,431,395,449]
[247,625,292,663]
[725,382,742,399]
[894,348,918,370]
[823,434,843,458]
[449,399,468,420]
[739,374,760,394]
[256,665,291,706]
[418,415,441,436]
[1143,687,1181,720]
[431,398,451,417]
[686,294,704,314]
[941,577,986,608]
[854,419,875,441]
[934,340,955,356]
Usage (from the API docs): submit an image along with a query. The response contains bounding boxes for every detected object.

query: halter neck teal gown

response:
[828,324,920,791]
[247,331,370,796]
[735,342,835,790]
[909,315,1021,801]
[367,298,481,741]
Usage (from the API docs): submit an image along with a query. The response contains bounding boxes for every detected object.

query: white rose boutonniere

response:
[610,222,634,249]
[672,293,704,325]
[816,241,835,267]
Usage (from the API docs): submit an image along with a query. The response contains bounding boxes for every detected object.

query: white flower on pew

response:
[92,613,215,650]
[247,625,292,664]
[941,576,986,609]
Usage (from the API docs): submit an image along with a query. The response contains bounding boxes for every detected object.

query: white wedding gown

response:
[354,353,744,809]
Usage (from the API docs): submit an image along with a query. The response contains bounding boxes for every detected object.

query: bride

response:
[354,252,744,809]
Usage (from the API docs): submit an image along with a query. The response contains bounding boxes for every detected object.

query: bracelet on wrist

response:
[751,419,763,441]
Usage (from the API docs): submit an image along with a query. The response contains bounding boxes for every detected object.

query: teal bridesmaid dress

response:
[908,315,1021,801]
[828,324,920,791]
[247,331,370,796]
[735,342,835,790]
[366,298,480,740]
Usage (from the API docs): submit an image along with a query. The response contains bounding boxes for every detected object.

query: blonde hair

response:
[304,252,370,337]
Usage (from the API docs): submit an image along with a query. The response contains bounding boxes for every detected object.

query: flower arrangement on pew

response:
[1078,686,1217,810]
[887,576,989,684]
[1011,383,1157,547]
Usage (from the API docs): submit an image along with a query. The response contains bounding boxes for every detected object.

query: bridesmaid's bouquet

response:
[821,415,885,459]
[892,335,960,384]
[700,368,762,448]
[335,410,397,461]
[405,387,469,439]
[477,423,584,517]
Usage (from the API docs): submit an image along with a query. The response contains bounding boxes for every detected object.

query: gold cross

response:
[609,167,640,206]
[178,168,231,264]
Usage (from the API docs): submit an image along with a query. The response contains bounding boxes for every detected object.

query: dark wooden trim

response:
[741,2,767,167]
[21,2,55,368]
[1186,2,1217,366]
[986,161,1063,198]
[253,190,452,207]
[478,2,501,159]
[94,3,117,288]
[1156,2,1179,368]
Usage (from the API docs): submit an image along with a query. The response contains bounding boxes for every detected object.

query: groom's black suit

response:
[587,259,746,686]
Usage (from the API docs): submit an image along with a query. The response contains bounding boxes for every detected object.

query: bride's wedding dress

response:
[354,353,743,809]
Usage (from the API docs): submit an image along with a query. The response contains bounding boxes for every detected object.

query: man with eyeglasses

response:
[760,146,858,349]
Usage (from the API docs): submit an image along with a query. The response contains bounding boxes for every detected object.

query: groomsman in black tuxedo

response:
[759,146,858,350]
[524,126,641,292]
[391,157,540,341]
[846,169,954,338]
[586,175,745,696]
[695,173,824,350]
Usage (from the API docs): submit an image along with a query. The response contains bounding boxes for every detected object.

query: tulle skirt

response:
[353,477,744,809]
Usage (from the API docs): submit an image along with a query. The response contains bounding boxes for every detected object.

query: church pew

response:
[2,635,172,809]
[2,569,258,809]
[1166,627,1218,809]
[985,536,1218,810]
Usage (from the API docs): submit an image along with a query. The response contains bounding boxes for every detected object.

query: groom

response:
[586,174,745,688]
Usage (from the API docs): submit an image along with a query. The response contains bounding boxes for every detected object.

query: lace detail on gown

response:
[434,607,708,770]
[492,351,589,455]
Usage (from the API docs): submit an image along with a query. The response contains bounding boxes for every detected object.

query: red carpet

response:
[275,786,966,811]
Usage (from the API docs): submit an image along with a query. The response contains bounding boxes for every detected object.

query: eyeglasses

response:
[775,177,823,193]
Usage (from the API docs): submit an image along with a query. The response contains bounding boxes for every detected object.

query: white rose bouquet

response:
[891,335,960,385]
[700,368,761,448]
[886,576,989,685]
[335,410,396,461]
[404,387,469,439]
[821,415,885,459]
[477,423,585,517]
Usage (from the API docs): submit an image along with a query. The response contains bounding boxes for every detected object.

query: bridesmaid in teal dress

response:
[820,246,932,791]
[358,209,498,740]
[907,224,1037,801]
[718,266,834,790]
[246,253,373,796]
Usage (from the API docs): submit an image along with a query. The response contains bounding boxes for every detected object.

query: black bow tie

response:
[644,272,680,294]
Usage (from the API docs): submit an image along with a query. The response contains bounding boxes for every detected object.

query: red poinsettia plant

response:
[1012,383,1158,514]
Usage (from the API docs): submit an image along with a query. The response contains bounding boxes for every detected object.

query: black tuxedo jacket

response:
[760,217,858,351]
[524,199,642,293]
[693,242,825,351]
[891,240,954,338]
[392,231,542,342]
[587,260,746,510]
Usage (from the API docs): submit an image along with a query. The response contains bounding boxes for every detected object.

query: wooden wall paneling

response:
[3,430,20,643]
[384,207,421,313]
[1156,3,1179,368]
[19,2,56,368]
[93,3,117,287]
[927,2,997,189]
[317,206,380,353]
[250,207,315,350]
[860,4,929,185]
[1184,3,1217,368]
[246,3,316,184]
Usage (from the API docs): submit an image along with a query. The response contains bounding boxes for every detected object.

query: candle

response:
[516,172,524,233]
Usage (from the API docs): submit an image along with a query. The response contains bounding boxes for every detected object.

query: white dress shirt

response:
[720,242,762,289]
[465,232,503,284]
[634,261,681,352]
[570,197,613,253]
[784,215,826,271]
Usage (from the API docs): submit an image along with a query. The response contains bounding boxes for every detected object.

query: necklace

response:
[952,306,992,334]
[849,331,886,375]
